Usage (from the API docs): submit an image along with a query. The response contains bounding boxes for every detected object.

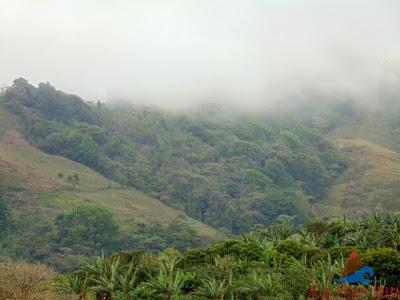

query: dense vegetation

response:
[3,214,400,299]
[56,213,400,299]
[1,204,204,272]
[0,79,347,234]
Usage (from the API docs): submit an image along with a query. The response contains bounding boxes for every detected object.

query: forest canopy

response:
[0,79,348,234]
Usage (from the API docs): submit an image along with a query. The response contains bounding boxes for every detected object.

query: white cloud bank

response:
[0,0,399,109]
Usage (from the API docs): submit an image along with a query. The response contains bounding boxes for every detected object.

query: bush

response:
[361,248,400,286]
[0,261,75,300]
[211,240,264,261]
[306,248,328,264]
[305,220,327,236]
[110,250,158,281]
[180,248,215,268]
[275,240,308,260]
[328,246,359,262]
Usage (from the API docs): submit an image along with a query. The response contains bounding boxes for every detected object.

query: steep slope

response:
[0,108,219,240]
[314,137,400,218]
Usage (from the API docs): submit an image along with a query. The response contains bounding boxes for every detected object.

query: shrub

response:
[306,248,328,264]
[275,240,308,259]
[328,246,359,262]
[180,248,215,268]
[0,261,75,299]
[110,250,158,281]
[305,220,327,236]
[361,248,400,286]
[211,240,264,261]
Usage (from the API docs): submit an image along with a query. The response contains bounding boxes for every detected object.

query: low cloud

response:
[1,0,399,109]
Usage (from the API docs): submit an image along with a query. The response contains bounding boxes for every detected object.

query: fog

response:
[1,0,400,109]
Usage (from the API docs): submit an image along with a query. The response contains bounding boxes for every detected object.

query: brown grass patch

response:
[0,261,77,300]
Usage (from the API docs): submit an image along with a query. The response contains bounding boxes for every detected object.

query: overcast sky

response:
[1,0,400,108]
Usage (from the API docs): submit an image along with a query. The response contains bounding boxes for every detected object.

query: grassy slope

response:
[314,120,400,218]
[4,101,399,225]
[0,108,219,240]
[329,113,400,152]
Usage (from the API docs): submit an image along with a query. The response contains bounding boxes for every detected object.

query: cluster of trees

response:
[1,205,204,272]
[0,79,348,233]
[48,213,400,299]
[55,206,119,254]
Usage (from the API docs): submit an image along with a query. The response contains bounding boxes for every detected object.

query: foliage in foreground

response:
[53,213,400,299]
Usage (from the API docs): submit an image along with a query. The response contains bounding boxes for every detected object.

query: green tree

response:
[247,189,309,226]
[55,206,119,254]
[263,159,292,187]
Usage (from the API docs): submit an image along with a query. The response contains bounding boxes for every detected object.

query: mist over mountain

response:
[1,0,400,109]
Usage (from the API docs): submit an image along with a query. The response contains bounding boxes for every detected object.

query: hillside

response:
[0,121,217,228]
[0,79,349,235]
[307,100,400,218]
[0,107,221,269]
[313,138,400,217]
[3,78,400,271]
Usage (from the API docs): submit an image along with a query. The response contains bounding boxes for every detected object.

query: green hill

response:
[0,107,221,269]
[3,78,400,270]
[0,124,217,229]
[0,79,349,237]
